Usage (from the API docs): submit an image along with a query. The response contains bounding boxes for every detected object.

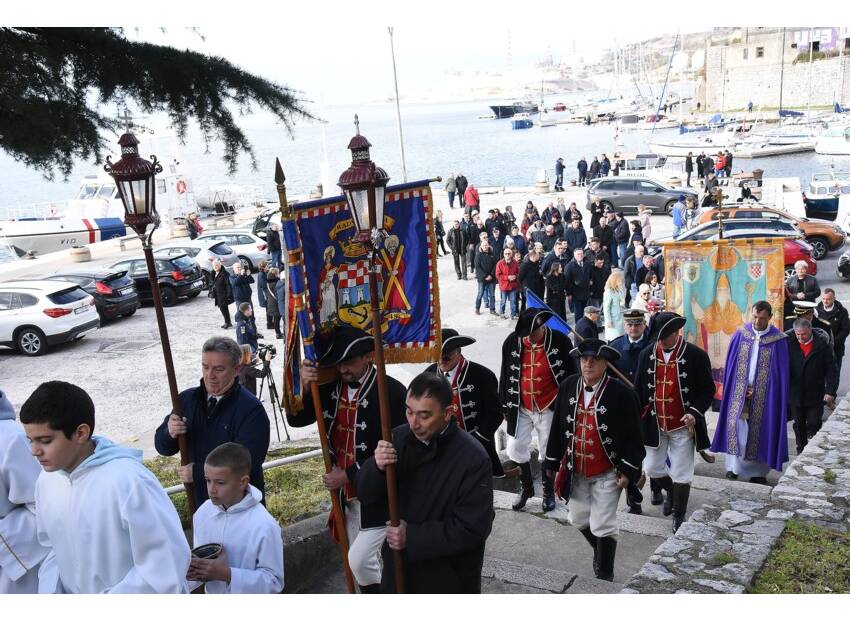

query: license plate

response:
[120,287,134,296]
[191,280,202,288]
[74,305,90,314]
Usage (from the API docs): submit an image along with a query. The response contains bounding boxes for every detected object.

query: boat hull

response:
[0,217,127,256]
[490,104,539,119]
[814,138,850,155]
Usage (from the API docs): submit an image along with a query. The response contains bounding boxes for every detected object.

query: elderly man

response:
[787,318,838,453]
[624,245,646,304]
[446,219,469,280]
[712,301,790,484]
[288,326,407,593]
[574,306,601,345]
[155,336,270,510]
[565,216,588,256]
[544,339,645,581]
[564,247,593,320]
[541,224,559,254]
[358,372,494,593]
[609,309,651,383]
[817,288,850,374]
[786,261,820,302]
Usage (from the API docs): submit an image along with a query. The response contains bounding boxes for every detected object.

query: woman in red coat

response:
[495,247,520,319]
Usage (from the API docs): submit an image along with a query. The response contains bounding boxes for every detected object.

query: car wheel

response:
[664,200,677,215]
[784,265,796,280]
[239,256,253,272]
[807,236,828,261]
[17,327,47,356]
[160,287,178,307]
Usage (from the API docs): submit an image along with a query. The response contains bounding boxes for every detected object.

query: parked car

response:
[110,254,205,307]
[43,266,140,322]
[196,229,268,271]
[696,204,846,260]
[586,176,699,215]
[0,280,99,356]
[153,239,239,287]
[649,219,816,279]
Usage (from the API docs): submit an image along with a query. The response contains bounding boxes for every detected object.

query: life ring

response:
[176,180,188,194]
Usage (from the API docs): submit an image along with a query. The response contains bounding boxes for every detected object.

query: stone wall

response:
[623,397,850,593]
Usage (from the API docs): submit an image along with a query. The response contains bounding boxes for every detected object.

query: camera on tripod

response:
[257,343,277,360]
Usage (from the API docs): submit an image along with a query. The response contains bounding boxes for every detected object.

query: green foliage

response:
[0,27,314,179]
[711,551,738,566]
[748,520,850,593]
[145,446,326,529]
[823,469,837,483]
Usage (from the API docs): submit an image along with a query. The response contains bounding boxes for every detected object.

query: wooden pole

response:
[273,160,356,593]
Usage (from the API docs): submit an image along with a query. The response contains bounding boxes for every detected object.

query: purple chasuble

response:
[711,323,789,472]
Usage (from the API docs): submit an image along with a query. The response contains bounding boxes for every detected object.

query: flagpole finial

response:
[274,157,286,185]
[354,114,360,136]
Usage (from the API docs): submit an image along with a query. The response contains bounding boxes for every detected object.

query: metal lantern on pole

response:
[338,116,406,593]
[105,132,197,515]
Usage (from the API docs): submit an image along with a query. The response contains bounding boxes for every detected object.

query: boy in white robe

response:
[188,442,283,594]
[20,381,191,593]
[1,390,49,593]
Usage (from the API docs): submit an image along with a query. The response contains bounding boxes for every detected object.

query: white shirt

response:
[35,436,191,593]
[748,325,771,386]
[190,485,283,594]
[0,418,50,593]
[581,378,605,407]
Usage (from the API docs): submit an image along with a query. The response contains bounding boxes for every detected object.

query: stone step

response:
[482,557,622,594]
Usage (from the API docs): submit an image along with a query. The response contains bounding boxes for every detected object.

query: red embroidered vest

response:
[520,337,559,412]
[654,344,686,432]
[575,387,612,477]
[330,387,359,500]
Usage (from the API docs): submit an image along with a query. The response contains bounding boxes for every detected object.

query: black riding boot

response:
[595,536,618,582]
[650,477,663,505]
[579,527,599,576]
[671,483,691,533]
[653,475,674,516]
[512,462,534,511]
[542,475,556,512]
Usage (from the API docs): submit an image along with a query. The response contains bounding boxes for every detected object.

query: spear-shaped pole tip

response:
[354,114,360,136]
[274,158,286,185]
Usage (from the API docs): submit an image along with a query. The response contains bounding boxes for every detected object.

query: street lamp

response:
[338,116,405,593]
[105,132,196,515]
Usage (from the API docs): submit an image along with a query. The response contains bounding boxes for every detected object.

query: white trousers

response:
[568,470,622,538]
[507,406,554,463]
[726,418,771,478]
[344,499,386,587]
[644,427,695,484]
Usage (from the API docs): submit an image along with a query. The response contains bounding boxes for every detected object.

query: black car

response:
[43,267,141,322]
[110,254,205,307]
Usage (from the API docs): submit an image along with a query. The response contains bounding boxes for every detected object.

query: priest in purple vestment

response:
[711,300,789,483]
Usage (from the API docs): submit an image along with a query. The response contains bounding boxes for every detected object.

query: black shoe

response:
[595,537,617,581]
[542,475,556,512]
[512,462,534,511]
[221,323,232,329]
[359,583,381,594]
[749,476,769,485]
[725,471,739,480]
[628,502,643,515]
[671,483,691,533]
[579,527,598,575]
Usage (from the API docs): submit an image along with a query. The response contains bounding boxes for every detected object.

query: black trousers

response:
[219,304,231,326]
[466,243,476,269]
[792,405,824,451]
[452,252,467,279]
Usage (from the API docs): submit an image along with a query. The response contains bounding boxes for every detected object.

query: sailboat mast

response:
[778,27,786,125]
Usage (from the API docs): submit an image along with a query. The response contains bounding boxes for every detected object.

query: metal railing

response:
[164,448,322,496]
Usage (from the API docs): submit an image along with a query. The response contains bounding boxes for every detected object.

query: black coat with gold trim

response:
[426,359,505,476]
[287,365,407,528]
[543,374,645,501]
[498,327,576,436]
[634,338,714,451]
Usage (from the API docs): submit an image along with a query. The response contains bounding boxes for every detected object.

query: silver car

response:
[586,176,699,215]
[196,229,268,272]
[153,239,240,287]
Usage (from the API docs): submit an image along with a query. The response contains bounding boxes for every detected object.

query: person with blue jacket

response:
[155,337,270,509]
[235,303,260,353]
[671,195,686,237]
[229,262,255,309]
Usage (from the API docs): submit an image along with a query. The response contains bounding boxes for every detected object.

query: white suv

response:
[196,229,269,272]
[0,280,100,356]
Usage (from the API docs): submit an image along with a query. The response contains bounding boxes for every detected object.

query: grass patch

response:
[823,469,837,483]
[748,521,850,593]
[145,446,327,528]
[711,552,738,566]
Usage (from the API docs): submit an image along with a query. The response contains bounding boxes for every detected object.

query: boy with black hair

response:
[20,381,191,593]
[188,442,283,594]
[1,389,49,593]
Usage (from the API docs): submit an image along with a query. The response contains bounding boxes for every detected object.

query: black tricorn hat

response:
[569,338,621,362]
[649,312,687,342]
[514,308,554,337]
[320,326,375,366]
[440,328,476,353]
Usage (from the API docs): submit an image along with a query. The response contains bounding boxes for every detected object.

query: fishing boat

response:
[511,113,533,130]
[489,100,539,119]
[802,171,850,221]
[815,124,850,155]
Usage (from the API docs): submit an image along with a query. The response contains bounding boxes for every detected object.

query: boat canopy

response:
[779,109,804,118]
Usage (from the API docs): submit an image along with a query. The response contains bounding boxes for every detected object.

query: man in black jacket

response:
[541,239,570,277]
[155,336,270,510]
[589,255,610,309]
[684,152,694,187]
[787,319,838,453]
[518,249,545,311]
[588,196,605,229]
[287,326,407,593]
[446,220,469,280]
[577,157,588,186]
[455,173,468,209]
[229,262,255,310]
[594,214,615,265]
[358,372,494,593]
[474,239,498,315]
[426,329,506,477]
[612,211,630,268]
[554,157,565,191]
[564,248,593,320]
[816,288,850,374]
[574,306,601,344]
[565,217,588,256]
[266,223,283,268]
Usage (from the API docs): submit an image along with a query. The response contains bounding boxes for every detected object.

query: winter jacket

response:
[456,175,468,195]
[256,270,268,308]
[495,259,519,292]
[235,310,259,352]
[545,273,568,317]
[563,258,592,301]
[577,159,588,174]
[564,226,588,255]
[785,274,821,303]
[265,275,282,319]
[590,263,611,300]
[464,186,480,208]
[444,177,457,193]
[212,268,233,308]
[787,329,839,407]
[519,258,545,298]
[816,300,850,357]
[446,225,469,254]
[230,273,255,304]
[266,229,282,253]
[613,218,630,244]
[474,249,497,283]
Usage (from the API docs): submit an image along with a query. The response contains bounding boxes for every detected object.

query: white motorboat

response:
[815,125,850,155]
[732,140,815,159]
[648,131,737,157]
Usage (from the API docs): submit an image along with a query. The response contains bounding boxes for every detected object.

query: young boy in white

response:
[20,381,191,593]
[188,442,283,594]
[1,390,49,593]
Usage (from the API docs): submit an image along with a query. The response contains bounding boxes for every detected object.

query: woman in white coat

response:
[602,270,627,341]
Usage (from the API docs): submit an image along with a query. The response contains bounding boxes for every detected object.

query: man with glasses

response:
[426,328,507,478]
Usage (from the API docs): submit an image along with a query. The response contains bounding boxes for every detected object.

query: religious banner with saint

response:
[661,238,785,401]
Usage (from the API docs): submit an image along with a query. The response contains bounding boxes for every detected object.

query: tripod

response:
[258,364,290,442]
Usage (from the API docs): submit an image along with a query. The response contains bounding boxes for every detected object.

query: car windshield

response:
[209,242,233,255]
[172,256,196,270]
[47,287,89,305]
